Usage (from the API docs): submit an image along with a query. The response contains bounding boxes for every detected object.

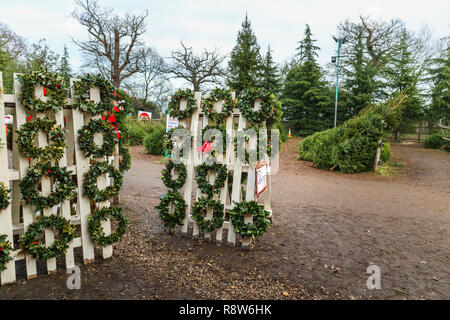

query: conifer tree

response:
[260,46,281,95]
[428,44,450,125]
[227,14,263,93]
[281,24,332,135]
[59,45,72,94]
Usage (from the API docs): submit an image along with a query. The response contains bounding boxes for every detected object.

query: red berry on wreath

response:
[33,241,39,246]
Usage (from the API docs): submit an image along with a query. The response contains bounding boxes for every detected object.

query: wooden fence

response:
[171,92,276,247]
[0,72,119,285]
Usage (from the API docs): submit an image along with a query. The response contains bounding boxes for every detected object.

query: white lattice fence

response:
[172,91,274,247]
[0,72,119,285]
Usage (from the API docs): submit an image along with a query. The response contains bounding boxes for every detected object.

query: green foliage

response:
[20,215,76,260]
[380,142,392,163]
[229,200,271,239]
[202,88,236,123]
[281,25,333,135]
[0,234,14,271]
[72,74,115,115]
[155,190,186,229]
[0,182,10,210]
[227,15,263,93]
[423,133,450,150]
[88,207,130,247]
[195,163,228,199]
[167,89,197,120]
[191,197,224,232]
[428,46,450,125]
[83,161,123,203]
[298,112,384,173]
[144,125,165,155]
[78,118,118,158]
[261,46,281,95]
[125,118,164,146]
[161,160,187,191]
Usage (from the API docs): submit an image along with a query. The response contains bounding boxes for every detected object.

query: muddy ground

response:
[1,137,449,300]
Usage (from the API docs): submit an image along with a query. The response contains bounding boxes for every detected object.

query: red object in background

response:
[43,87,47,96]
[27,115,32,122]
[56,84,60,89]
[116,132,120,139]
[113,106,120,113]
[107,114,116,123]
[0,247,3,252]
[64,117,67,123]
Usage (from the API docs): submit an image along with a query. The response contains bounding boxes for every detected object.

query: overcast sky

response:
[1,0,449,83]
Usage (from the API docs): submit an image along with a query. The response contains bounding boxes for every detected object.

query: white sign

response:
[4,114,13,125]
[138,111,152,120]
[256,162,267,197]
[166,114,179,132]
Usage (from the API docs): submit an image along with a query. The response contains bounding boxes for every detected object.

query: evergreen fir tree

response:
[260,46,281,95]
[58,45,72,92]
[428,44,450,125]
[281,24,332,135]
[227,14,263,93]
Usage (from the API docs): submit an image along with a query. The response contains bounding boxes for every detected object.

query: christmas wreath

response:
[0,234,14,271]
[237,88,277,125]
[20,214,76,260]
[161,160,187,191]
[83,161,123,203]
[201,124,229,153]
[168,89,198,120]
[191,197,224,232]
[18,68,66,112]
[155,190,186,229]
[72,74,115,115]
[229,200,271,239]
[88,206,130,246]
[20,163,77,213]
[119,143,131,172]
[195,163,228,198]
[78,118,118,158]
[164,126,191,158]
[0,182,11,210]
[202,88,236,123]
[16,116,66,162]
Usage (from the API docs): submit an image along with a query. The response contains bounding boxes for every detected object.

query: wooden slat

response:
[0,72,16,284]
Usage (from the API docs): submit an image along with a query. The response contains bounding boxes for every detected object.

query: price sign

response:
[255,161,267,197]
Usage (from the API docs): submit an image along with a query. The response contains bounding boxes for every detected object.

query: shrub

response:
[144,126,165,155]
[423,133,449,150]
[125,119,163,146]
[298,113,384,173]
[380,142,391,163]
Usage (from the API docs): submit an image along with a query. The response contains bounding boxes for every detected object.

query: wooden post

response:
[0,72,16,284]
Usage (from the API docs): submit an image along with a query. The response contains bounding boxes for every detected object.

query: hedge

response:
[424,133,450,151]
[144,125,166,155]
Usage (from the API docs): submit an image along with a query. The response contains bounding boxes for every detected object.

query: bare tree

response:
[168,41,226,91]
[0,23,27,60]
[71,0,148,87]
[123,47,168,101]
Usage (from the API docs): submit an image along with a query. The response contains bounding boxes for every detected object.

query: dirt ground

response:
[1,137,449,300]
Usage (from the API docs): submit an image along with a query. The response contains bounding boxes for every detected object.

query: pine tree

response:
[341,28,376,118]
[227,14,263,93]
[281,24,332,135]
[58,45,72,93]
[428,44,450,125]
[260,46,281,95]
[386,29,423,137]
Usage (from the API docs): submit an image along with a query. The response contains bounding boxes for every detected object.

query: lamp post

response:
[332,36,347,128]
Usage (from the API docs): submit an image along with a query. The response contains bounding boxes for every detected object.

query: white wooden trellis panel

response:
[0,72,16,285]
[0,73,119,284]
[175,91,273,247]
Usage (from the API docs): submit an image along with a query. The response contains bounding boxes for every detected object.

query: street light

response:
[332,35,348,128]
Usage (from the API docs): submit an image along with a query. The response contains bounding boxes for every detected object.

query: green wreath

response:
[191,197,224,232]
[88,207,130,246]
[202,88,236,123]
[164,125,192,158]
[229,200,271,239]
[0,234,14,271]
[119,143,131,172]
[18,68,66,112]
[16,116,66,162]
[72,74,115,115]
[83,161,123,203]
[20,163,77,213]
[0,182,11,210]
[155,190,187,229]
[78,118,118,158]
[161,160,187,191]
[237,88,277,125]
[168,89,198,120]
[201,124,229,153]
[195,163,228,198]
[19,214,76,260]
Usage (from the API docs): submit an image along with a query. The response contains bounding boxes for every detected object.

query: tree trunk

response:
[112,29,121,87]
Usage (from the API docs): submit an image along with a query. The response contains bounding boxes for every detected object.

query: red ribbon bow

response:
[197,141,213,154]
